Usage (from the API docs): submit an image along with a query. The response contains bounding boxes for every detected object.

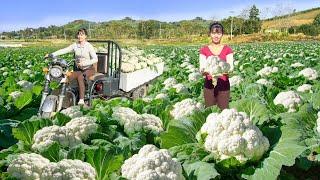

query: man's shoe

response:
[78,99,85,105]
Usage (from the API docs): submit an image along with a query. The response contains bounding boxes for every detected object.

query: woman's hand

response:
[44,54,54,59]
[76,58,84,68]
[76,61,82,68]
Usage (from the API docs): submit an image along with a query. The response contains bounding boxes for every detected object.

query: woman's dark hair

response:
[209,22,224,34]
[77,28,88,36]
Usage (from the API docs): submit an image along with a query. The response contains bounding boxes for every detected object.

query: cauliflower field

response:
[0,42,320,179]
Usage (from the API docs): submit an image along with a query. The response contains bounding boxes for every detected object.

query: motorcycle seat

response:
[87,63,105,81]
[88,73,105,81]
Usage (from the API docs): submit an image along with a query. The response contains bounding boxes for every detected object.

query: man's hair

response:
[77,28,88,36]
[209,22,224,34]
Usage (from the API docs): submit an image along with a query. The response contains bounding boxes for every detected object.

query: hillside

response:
[1,7,319,40]
[262,7,320,29]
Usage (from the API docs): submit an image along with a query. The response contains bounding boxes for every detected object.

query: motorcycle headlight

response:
[50,67,63,78]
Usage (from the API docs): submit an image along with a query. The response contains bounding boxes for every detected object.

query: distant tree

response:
[249,5,260,21]
[194,17,204,21]
[137,20,160,39]
[244,5,262,33]
[297,24,319,36]
[123,17,134,21]
[313,13,320,26]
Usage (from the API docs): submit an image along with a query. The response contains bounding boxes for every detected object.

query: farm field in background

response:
[0,41,319,179]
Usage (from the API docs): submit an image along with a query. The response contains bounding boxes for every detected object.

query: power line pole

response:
[230,11,235,40]
[63,29,66,41]
[159,22,162,39]
[88,22,91,38]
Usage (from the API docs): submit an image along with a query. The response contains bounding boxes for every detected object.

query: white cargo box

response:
[119,62,164,92]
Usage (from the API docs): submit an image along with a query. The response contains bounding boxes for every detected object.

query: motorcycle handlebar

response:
[45,55,76,68]
[48,57,74,68]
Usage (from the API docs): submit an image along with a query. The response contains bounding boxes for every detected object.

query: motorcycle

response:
[38,57,77,118]
[38,40,149,119]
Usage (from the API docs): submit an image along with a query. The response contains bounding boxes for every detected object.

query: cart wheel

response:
[88,80,109,106]
[131,85,148,99]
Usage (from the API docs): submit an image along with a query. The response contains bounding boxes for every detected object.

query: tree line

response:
[1,5,319,40]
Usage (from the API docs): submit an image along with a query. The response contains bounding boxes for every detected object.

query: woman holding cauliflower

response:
[199,22,234,109]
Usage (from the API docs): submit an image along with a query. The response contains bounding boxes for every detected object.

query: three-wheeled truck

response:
[38,40,164,118]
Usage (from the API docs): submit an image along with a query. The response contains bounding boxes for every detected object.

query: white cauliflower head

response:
[0,67,8,71]
[17,80,33,90]
[273,58,282,63]
[139,62,148,68]
[298,68,318,80]
[32,117,98,151]
[257,66,278,77]
[41,159,96,180]
[187,67,198,74]
[199,109,270,163]
[120,49,162,73]
[170,98,203,120]
[229,76,243,87]
[9,91,23,100]
[140,114,164,134]
[155,93,168,100]
[112,107,163,135]
[121,144,184,180]
[180,61,190,68]
[3,71,8,76]
[188,72,202,81]
[134,63,142,70]
[263,54,271,60]
[186,64,195,71]
[201,56,230,76]
[23,69,32,74]
[256,79,272,86]
[173,83,188,93]
[65,116,98,140]
[290,62,304,68]
[273,91,302,112]
[8,153,96,180]
[60,106,83,119]
[7,153,50,180]
[121,62,135,73]
[32,125,81,151]
[112,107,140,126]
[297,84,312,93]
[142,97,153,103]
[129,56,139,64]
[163,77,177,90]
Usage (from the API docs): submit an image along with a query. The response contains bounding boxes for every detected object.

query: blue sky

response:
[0,0,319,32]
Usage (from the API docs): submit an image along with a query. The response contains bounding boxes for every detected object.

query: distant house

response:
[50,35,58,39]
[0,35,6,39]
[264,29,280,33]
